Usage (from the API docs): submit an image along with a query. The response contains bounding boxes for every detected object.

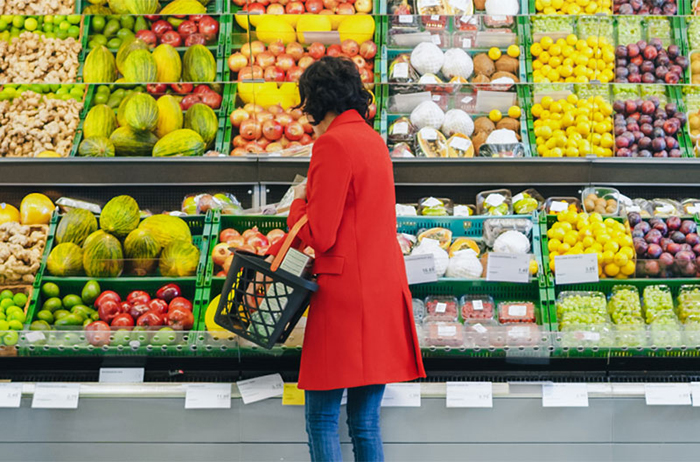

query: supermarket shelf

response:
[589,159,700,187]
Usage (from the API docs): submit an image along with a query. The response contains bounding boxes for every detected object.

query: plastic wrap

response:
[182,193,242,215]
[418,197,453,216]
[678,285,700,322]
[581,187,620,216]
[413,298,426,323]
[424,321,464,347]
[482,218,532,247]
[460,295,495,321]
[642,285,675,324]
[497,301,536,324]
[425,295,459,322]
[512,189,543,215]
[608,285,642,324]
[478,143,525,158]
[55,197,102,214]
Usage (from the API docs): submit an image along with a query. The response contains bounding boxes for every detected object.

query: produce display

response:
[1,0,74,15]
[0,14,82,40]
[234,0,373,16]
[613,0,677,15]
[614,40,688,85]
[211,225,286,276]
[531,35,615,84]
[0,31,81,83]
[0,287,29,347]
[613,97,686,158]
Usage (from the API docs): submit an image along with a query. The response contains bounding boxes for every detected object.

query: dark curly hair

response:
[297,56,372,126]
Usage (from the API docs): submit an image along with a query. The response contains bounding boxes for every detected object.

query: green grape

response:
[678,286,700,322]
[614,323,647,348]
[642,285,675,324]
[608,287,642,322]
[649,317,682,347]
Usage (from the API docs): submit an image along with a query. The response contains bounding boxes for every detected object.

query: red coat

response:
[287,110,425,391]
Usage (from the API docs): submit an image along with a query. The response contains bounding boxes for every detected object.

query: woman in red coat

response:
[289,57,425,461]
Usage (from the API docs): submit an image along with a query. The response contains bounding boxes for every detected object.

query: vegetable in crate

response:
[46,242,84,276]
[100,195,140,238]
[445,249,483,279]
[159,240,200,277]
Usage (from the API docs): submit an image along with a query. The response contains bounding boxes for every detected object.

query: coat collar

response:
[328,109,365,131]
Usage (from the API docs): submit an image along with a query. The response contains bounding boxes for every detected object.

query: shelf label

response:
[645,384,691,406]
[690,382,700,407]
[381,383,421,407]
[185,384,231,409]
[398,15,413,24]
[542,383,589,408]
[99,368,145,384]
[486,253,530,283]
[0,383,22,408]
[446,382,493,408]
[554,254,599,285]
[237,374,284,405]
[32,383,80,409]
[282,383,306,406]
[550,201,568,213]
[404,254,438,285]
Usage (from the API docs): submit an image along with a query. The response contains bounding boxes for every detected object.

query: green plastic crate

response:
[21,279,201,357]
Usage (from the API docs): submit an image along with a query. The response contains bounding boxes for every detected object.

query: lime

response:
[3,331,19,346]
[6,306,23,316]
[42,282,60,299]
[58,21,70,31]
[37,310,54,324]
[0,320,8,331]
[24,17,38,31]
[67,25,80,38]
[11,16,24,29]
[92,16,106,32]
[53,309,70,320]
[0,19,8,32]
[0,289,13,300]
[12,292,27,308]
[62,294,83,310]
[0,313,5,321]
[53,15,66,24]
[44,15,54,24]
[43,297,63,312]
[67,14,81,24]
[8,311,25,324]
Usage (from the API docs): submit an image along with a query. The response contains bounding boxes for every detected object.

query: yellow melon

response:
[337,14,375,43]
[296,14,332,43]
[256,16,296,44]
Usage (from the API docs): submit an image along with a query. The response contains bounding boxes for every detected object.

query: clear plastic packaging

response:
[677,285,700,323]
[388,117,416,145]
[460,295,495,321]
[418,197,453,216]
[504,324,541,347]
[608,285,642,324]
[512,189,544,215]
[681,199,700,216]
[556,291,608,320]
[544,197,581,214]
[642,285,675,324]
[581,187,620,216]
[413,298,426,323]
[614,323,647,348]
[417,227,453,250]
[478,143,525,158]
[476,189,512,216]
[397,233,416,255]
[424,321,464,347]
[424,295,459,322]
[497,301,536,324]
[482,218,532,247]
[651,199,682,218]
[182,193,242,215]
[56,197,101,214]
[559,324,614,349]
[624,198,654,218]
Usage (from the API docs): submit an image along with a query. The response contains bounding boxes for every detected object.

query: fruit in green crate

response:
[160,0,207,14]
[110,126,159,156]
[56,208,98,247]
[81,280,102,305]
[84,5,112,14]
[530,35,615,84]
[116,38,149,75]
[100,195,140,238]
[182,45,216,83]
[152,44,182,83]
[84,104,118,139]
[84,46,117,83]
[124,228,162,276]
[155,95,184,138]
[47,243,84,276]
[124,93,158,132]
[152,129,205,157]
[83,230,124,278]
[79,136,116,157]
[159,240,200,277]
[139,215,192,248]
[108,0,131,13]
[116,94,134,127]
[184,103,217,148]
[123,49,157,83]
[126,0,159,14]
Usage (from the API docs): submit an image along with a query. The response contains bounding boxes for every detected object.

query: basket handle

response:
[270,214,308,272]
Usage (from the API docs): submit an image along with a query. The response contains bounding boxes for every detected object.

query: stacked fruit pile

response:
[614,40,688,85]
[0,14,81,40]
[45,195,200,278]
[613,98,686,158]
[234,0,373,22]
[0,289,29,347]
[82,0,210,15]
[211,226,287,276]
[531,35,615,84]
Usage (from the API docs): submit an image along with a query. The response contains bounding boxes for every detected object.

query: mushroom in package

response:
[483,218,533,247]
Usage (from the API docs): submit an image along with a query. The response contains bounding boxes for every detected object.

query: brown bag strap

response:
[270,214,308,272]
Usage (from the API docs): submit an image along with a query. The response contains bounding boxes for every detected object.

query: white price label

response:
[655,204,674,214]
[449,136,471,152]
[512,193,524,204]
[626,205,641,213]
[453,205,471,217]
[550,201,568,213]
[393,62,409,79]
[446,382,493,408]
[645,384,691,406]
[582,332,601,342]
[435,302,447,313]
[431,34,441,45]
[405,254,438,285]
[473,300,484,311]
[471,323,488,334]
[0,383,22,408]
[25,331,45,342]
[392,121,409,135]
[690,382,700,406]
[449,0,468,11]
[461,96,473,105]
[508,305,528,317]
[484,193,505,208]
[422,197,442,208]
[236,374,284,405]
[438,325,457,337]
[542,383,589,408]
[554,254,599,285]
[421,128,438,141]
[381,383,421,407]
[398,15,412,24]
[186,384,232,409]
[99,368,145,384]
[688,205,700,214]
[430,14,440,20]
[462,38,472,48]
[486,253,530,284]
[422,75,439,84]
[32,383,80,409]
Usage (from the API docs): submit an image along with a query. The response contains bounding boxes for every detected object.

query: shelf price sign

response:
[486,253,530,284]
[381,383,421,407]
[31,383,80,409]
[542,383,589,408]
[645,384,691,406]
[446,382,493,408]
[554,254,599,285]
[404,254,438,285]
[185,384,231,409]
[0,383,22,408]
[237,374,284,405]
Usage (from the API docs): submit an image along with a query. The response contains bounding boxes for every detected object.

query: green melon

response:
[100,195,140,238]
[138,214,192,248]
[110,126,159,156]
[184,103,218,148]
[123,49,157,83]
[124,228,161,276]
[83,46,117,83]
[159,240,200,277]
[152,129,205,157]
[78,136,116,157]
[84,104,118,139]
[83,230,124,278]
[46,243,84,276]
[182,45,216,82]
[124,93,158,132]
[56,209,98,247]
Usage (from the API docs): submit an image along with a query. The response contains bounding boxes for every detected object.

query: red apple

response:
[198,15,219,39]
[151,20,173,37]
[136,311,165,328]
[178,20,197,37]
[180,94,202,111]
[201,91,222,109]
[136,29,157,48]
[341,39,359,57]
[98,300,122,324]
[119,301,132,313]
[264,65,286,82]
[262,119,284,141]
[145,14,160,20]
[111,313,134,328]
[128,303,150,320]
[359,40,377,59]
[95,291,121,309]
[185,33,207,46]
[171,83,193,94]
[148,298,170,315]
[308,42,326,59]
[169,297,193,312]
[327,44,342,57]
[194,84,213,94]
[285,1,305,13]
[298,55,315,69]
[306,0,323,12]
[160,30,182,47]
[190,14,206,21]
[167,308,194,330]
[220,228,241,242]
[85,321,111,347]
[146,83,167,95]
[336,2,355,14]
[212,242,232,266]
[230,108,250,127]
[240,119,262,140]
[286,66,304,82]
[127,291,151,306]
[285,121,304,141]
[246,2,266,14]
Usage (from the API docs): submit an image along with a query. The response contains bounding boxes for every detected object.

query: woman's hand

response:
[293,183,307,201]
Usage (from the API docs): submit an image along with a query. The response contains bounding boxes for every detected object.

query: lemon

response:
[621,261,636,276]
[548,238,562,253]
[540,36,553,50]
[566,34,578,46]
[488,47,501,60]
[531,43,543,57]
[37,150,62,157]
[602,250,615,265]
[507,44,520,58]
[489,109,502,122]
[604,263,620,277]
[508,106,521,118]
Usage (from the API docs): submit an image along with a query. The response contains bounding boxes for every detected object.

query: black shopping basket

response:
[215,215,318,349]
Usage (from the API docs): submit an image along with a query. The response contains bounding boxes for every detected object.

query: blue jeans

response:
[305,385,385,462]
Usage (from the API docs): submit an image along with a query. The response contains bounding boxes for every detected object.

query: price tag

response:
[32,383,80,409]
[431,35,441,46]
[512,193,524,204]
[446,382,492,408]
[473,300,484,311]
[449,0,468,11]
[99,368,145,384]
[688,205,700,215]
[461,37,472,48]
[582,332,601,342]
[554,254,599,285]
[550,201,568,213]
[438,325,457,337]
[25,331,45,343]
[461,96,473,105]
[421,128,438,141]
[381,383,421,407]
[393,62,409,79]
[655,204,674,214]
[185,384,231,409]
[435,302,447,313]
[282,383,306,406]
[471,323,488,334]
[484,193,505,208]
[626,205,641,213]
[453,205,470,217]
[542,383,589,408]
[392,121,409,135]
[404,254,438,285]
[486,253,530,283]
[508,305,527,317]
[449,136,471,151]
[398,15,413,24]
[645,384,691,406]
[422,197,442,208]
[236,374,284,405]
[0,383,22,408]
[430,14,440,21]
[690,382,700,406]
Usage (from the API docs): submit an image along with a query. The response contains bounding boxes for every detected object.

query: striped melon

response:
[138,214,192,248]
[56,209,98,247]
[100,195,140,238]
[124,228,161,276]
[83,230,124,278]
